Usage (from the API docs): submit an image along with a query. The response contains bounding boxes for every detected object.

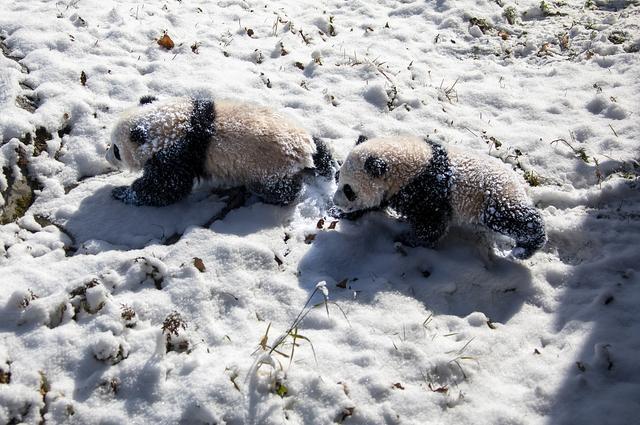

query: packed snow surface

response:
[1,0,639,424]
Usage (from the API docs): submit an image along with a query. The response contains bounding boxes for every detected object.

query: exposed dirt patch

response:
[0,146,41,224]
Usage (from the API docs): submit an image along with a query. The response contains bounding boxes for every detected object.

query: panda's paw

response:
[510,246,534,260]
[112,186,139,205]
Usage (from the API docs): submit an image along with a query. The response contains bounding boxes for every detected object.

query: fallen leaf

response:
[316,218,325,229]
[294,61,305,70]
[246,28,254,37]
[275,382,287,397]
[193,257,206,272]
[157,33,175,49]
[392,382,405,390]
[304,234,316,244]
[328,221,338,230]
[429,383,448,393]
[80,71,87,86]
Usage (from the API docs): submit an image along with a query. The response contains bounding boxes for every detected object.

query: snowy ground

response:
[1,0,639,424]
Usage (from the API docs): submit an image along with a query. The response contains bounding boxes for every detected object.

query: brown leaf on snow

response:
[157,33,175,49]
[193,257,206,272]
[537,42,552,57]
[428,383,448,393]
[316,218,325,229]
[80,71,87,86]
[392,382,405,390]
[328,220,338,230]
[304,234,316,244]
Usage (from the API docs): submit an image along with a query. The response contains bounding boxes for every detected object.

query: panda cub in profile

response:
[106,95,333,206]
[333,136,546,259]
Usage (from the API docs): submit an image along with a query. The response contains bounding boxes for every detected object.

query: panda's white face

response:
[333,146,393,212]
[333,136,433,212]
[106,97,193,170]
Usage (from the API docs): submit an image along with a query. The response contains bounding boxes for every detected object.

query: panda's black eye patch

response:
[130,125,148,145]
[113,144,121,161]
[364,155,388,178]
[343,184,357,202]
[356,135,368,145]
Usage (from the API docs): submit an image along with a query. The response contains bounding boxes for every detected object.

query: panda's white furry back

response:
[204,101,314,188]
[106,96,333,206]
[333,136,546,259]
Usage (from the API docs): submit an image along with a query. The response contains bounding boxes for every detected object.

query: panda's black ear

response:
[364,155,388,178]
[356,135,368,145]
[130,124,148,145]
[139,95,157,105]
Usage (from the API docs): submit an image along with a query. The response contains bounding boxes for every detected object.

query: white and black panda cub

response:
[105,95,333,206]
[333,136,546,259]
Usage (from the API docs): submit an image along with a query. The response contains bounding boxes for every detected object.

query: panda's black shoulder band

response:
[190,98,216,140]
[389,139,454,244]
[182,97,216,179]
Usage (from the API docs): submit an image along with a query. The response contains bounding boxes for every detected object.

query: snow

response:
[1,0,639,424]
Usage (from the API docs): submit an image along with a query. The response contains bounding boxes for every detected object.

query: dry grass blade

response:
[440,78,459,103]
[260,323,271,351]
[289,329,318,366]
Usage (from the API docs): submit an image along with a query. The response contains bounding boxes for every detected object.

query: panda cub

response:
[333,136,546,259]
[106,95,333,206]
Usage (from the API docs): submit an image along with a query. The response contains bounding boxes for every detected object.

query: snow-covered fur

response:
[333,136,546,259]
[106,96,333,206]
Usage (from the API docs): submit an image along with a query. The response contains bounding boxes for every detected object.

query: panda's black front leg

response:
[112,148,196,206]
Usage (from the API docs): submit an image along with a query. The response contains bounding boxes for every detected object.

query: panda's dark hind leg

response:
[481,200,546,259]
[251,173,303,206]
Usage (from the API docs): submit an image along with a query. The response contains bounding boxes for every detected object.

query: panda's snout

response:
[105,143,122,166]
[333,189,349,209]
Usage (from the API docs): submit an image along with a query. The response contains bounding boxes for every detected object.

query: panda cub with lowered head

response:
[333,136,546,259]
[106,95,333,206]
